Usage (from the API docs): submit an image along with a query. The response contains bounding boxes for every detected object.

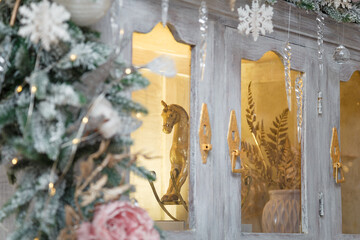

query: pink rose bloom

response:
[77,222,96,240]
[77,201,160,240]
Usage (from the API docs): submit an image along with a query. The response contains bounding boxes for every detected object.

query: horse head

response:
[161,100,180,134]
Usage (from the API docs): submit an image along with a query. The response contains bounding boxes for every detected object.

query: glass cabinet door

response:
[130,23,192,231]
[225,25,317,240]
[240,51,303,233]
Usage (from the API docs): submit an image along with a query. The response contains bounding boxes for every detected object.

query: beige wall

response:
[340,71,360,234]
[241,52,300,148]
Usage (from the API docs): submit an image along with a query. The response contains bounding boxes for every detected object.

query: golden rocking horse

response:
[148,100,189,221]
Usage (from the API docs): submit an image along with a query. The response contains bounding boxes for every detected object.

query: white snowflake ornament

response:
[18,0,71,51]
[237,0,273,41]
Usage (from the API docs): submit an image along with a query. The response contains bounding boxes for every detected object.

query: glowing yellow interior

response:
[130,23,191,226]
[340,71,360,234]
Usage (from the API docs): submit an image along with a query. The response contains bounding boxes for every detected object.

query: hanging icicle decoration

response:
[284,6,292,111]
[295,74,304,143]
[230,0,236,11]
[284,42,292,112]
[199,1,208,81]
[162,0,169,27]
[110,4,118,47]
[110,0,125,55]
[316,14,325,74]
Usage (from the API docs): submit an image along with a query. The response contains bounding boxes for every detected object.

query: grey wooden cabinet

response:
[1,0,360,239]
[114,0,360,239]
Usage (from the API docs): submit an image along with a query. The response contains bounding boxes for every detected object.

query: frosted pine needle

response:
[321,0,352,9]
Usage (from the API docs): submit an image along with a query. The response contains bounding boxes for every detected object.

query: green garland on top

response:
[265,0,360,23]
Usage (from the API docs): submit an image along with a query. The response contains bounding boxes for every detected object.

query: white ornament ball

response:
[333,45,350,64]
[54,0,113,27]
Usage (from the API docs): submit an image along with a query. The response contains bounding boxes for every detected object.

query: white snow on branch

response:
[18,0,71,51]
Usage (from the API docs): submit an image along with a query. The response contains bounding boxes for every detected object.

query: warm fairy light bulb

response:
[16,85,23,93]
[34,238,39,240]
[72,138,80,145]
[136,112,143,119]
[49,182,56,196]
[119,29,124,35]
[31,86,37,93]
[50,187,56,196]
[12,158,18,165]
[82,117,89,124]
[70,54,77,62]
[125,68,132,74]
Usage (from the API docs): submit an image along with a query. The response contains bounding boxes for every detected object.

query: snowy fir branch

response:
[282,0,360,23]
[0,1,158,239]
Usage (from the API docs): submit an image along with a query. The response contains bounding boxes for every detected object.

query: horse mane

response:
[168,104,189,120]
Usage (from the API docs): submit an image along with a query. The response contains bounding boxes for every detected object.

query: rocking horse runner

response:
[160,100,189,202]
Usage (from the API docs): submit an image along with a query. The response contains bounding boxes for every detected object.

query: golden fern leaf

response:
[279,137,301,189]
[266,108,289,166]
[246,81,258,136]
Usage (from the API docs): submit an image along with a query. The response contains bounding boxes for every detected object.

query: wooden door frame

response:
[327,49,360,240]
[225,25,319,240]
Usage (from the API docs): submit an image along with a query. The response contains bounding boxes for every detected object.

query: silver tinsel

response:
[0,56,6,94]
[316,14,325,73]
[230,0,236,11]
[199,1,208,81]
[295,74,304,143]
[284,41,292,111]
[162,0,169,27]
[0,36,11,95]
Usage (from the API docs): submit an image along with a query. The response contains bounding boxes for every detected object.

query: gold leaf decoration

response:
[241,82,301,218]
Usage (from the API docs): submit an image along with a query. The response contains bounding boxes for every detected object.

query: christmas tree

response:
[0,1,163,239]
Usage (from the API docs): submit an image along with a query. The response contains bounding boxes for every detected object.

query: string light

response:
[48,182,56,196]
[31,86,37,93]
[34,238,39,240]
[11,158,18,165]
[125,68,132,75]
[72,138,80,145]
[136,112,143,119]
[70,54,77,62]
[119,29,125,35]
[82,117,89,124]
[16,85,23,93]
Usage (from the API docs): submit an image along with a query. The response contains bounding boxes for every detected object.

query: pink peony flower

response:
[76,201,160,240]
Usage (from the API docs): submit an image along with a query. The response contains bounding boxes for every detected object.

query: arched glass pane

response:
[340,71,360,234]
[241,51,303,233]
[130,23,191,231]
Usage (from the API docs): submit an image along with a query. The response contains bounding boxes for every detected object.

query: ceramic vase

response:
[261,189,301,233]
